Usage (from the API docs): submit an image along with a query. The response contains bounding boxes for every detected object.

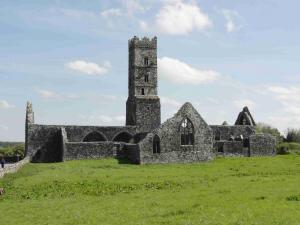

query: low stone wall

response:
[214,141,248,156]
[223,141,244,155]
[0,157,30,178]
[64,142,115,160]
[249,134,276,156]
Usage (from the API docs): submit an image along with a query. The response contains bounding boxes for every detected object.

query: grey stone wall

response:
[210,125,255,141]
[223,141,244,155]
[126,36,161,133]
[27,124,63,162]
[128,36,157,97]
[249,134,276,156]
[25,101,34,156]
[0,157,30,178]
[64,142,115,161]
[124,144,140,164]
[137,102,214,164]
[26,124,137,162]
[126,96,160,133]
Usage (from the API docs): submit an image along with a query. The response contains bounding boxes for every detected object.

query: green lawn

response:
[1,155,300,225]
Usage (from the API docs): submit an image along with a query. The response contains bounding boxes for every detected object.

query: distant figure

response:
[0,157,5,169]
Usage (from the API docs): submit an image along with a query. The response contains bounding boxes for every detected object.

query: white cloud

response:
[142,0,212,35]
[37,89,78,101]
[158,57,220,85]
[233,99,255,109]
[161,96,182,108]
[37,90,60,99]
[61,9,97,19]
[264,85,300,132]
[101,8,123,18]
[122,0,144,16]
[220,9,242,33]
[0,125,8,130]
[66,60,111,75]
[78,114,125,125]
[0,100,15,109]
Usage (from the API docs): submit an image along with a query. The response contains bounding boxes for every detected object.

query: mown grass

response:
[1,155,300,225]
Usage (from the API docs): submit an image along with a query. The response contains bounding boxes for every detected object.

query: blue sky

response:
[1,0,300,141]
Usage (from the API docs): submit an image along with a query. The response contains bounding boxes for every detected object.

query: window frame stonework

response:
[180,118,194,146]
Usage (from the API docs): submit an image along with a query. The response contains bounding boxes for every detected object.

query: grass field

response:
[0,155,300,225]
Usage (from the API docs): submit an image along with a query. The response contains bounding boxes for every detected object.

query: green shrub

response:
[286,128,300,143]
[255,123,283,143]
[277,142,300,155]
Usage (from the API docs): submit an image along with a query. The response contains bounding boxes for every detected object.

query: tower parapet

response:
[128,36,157,49]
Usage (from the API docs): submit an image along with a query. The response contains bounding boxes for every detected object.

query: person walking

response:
[0,156,5,169]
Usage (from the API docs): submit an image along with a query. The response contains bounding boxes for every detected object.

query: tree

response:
[285,128,300,143]
[255,122,283,143]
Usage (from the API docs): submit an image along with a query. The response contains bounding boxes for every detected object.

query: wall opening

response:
[215,130,221,141]
[145,74,149,82]
[83,131,107,142]
[113,132,133,143]
[144,57,149,66]
[180,118,194,145]
[141,88,145,95]
[153,135,161,154]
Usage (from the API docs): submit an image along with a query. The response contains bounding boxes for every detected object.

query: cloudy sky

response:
[1,0,300,141]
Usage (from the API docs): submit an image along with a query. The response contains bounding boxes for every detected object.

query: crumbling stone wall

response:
[210,125,255,141]
[0,157,30,178]
[26,124,137,162]
[64,142,115,160]
[137,102,214,164]
[249,134,276,156]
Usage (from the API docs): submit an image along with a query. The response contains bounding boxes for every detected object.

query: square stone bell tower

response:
[126,36,161,133]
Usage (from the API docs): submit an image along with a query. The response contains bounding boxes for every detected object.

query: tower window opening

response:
[145,75,149,82]
[144,57,149,66]
[141,88,145,95]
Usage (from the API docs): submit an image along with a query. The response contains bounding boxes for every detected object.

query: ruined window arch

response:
[153,135,161,154]
[180,118,194,145]
[113,132,133,143]
[141,88,145,95]
[82,131,107,142]
[215,129,221,141]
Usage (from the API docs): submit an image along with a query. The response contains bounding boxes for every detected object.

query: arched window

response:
[113,132,133,143]
[83,131,107,142]
[141,88,145,95]
[153,135,161,154]
[180,118,194,145]
[215,130,221,141]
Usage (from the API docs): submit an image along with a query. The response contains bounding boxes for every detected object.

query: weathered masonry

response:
[25,36,276,164]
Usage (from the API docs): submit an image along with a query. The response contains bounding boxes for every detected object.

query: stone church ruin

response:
[25,36,276,164]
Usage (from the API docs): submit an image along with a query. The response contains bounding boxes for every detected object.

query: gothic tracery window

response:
[180,118,194,145]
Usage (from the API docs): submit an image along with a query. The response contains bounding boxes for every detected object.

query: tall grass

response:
[0,156,300,225]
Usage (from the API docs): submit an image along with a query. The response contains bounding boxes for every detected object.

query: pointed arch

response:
[112,131,133,143]
[82,131,107,142]
[180,118,194,145]
[153,134,161,154]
